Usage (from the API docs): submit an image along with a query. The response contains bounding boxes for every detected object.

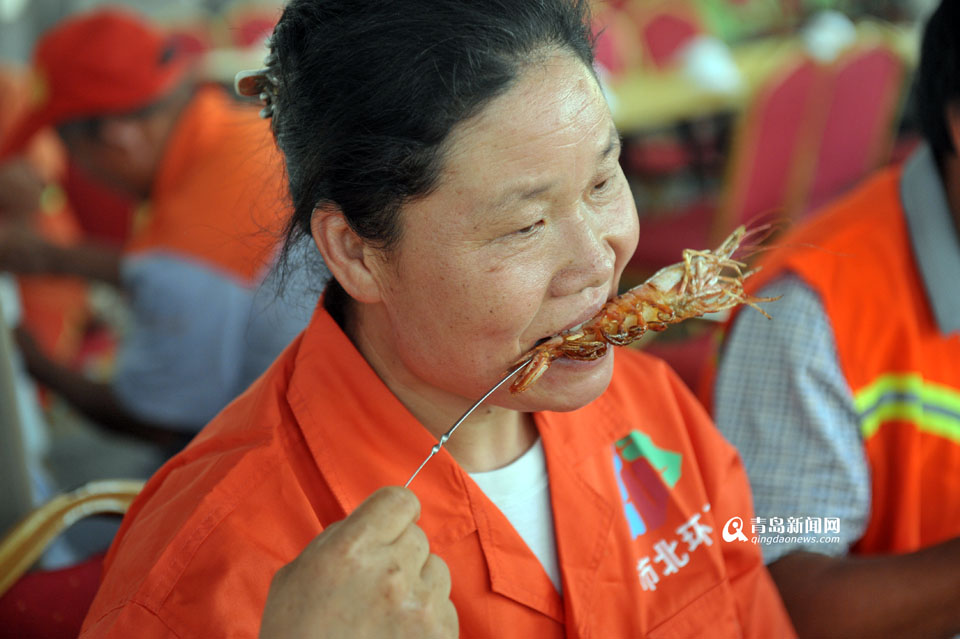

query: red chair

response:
[626,0,704,70]
[615,1,718,233]
[0,553,105,639]
[0,480,144,639]
[592,3,646,77]
[627,55,827,386]
[627,54,826,274]
[710,53,826,241]
[799,44,905,215]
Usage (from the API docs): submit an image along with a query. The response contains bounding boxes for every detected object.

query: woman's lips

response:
[550,347,611,368]
[516,290,614,359]
[538,297,609,344]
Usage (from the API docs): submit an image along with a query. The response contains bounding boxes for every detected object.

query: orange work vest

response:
[724,165,960,555]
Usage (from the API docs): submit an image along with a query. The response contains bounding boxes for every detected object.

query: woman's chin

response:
[501,349,616,412]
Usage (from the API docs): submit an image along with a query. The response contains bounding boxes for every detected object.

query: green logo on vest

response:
[616,430,682,488]
[614,430,683,538]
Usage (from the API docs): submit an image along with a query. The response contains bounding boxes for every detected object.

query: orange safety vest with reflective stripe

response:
[720,165,960,555]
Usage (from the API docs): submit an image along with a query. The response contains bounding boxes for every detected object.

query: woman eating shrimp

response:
[80,1,794,637]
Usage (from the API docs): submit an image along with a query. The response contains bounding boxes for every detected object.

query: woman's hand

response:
[259,486,458,639]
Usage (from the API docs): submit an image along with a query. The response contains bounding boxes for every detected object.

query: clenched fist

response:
[259,486,458,639]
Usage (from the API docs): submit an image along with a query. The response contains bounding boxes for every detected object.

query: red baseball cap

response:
[0,8,192,160]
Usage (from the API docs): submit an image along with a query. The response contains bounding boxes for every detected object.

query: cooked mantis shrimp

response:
[509,225,778,394]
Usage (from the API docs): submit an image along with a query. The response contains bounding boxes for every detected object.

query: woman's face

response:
[362,51,639,413]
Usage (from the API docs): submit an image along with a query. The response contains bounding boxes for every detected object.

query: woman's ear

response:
[310,205,383,303]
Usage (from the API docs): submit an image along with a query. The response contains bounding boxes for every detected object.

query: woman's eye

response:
[593,178,610,193]
[513,220,544,236]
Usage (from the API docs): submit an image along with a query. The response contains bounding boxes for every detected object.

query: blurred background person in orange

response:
[708,1,960,636]
[0,68,91,378]
[0,8,316,448]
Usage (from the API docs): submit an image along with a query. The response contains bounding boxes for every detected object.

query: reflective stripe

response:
[855,373,960,442]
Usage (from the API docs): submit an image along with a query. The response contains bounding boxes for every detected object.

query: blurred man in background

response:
[709,1,960,636]
[0,9,315,449]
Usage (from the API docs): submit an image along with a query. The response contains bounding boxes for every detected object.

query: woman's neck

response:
[439,406,538,473]
[348,302,538,472]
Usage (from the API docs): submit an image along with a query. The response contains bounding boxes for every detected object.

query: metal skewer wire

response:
[404,359,530,488]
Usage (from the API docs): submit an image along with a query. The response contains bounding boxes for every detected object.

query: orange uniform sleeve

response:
[79,423,328,639]
[80,601,182,639]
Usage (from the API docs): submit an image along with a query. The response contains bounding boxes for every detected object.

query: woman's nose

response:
[550,209,615,298]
